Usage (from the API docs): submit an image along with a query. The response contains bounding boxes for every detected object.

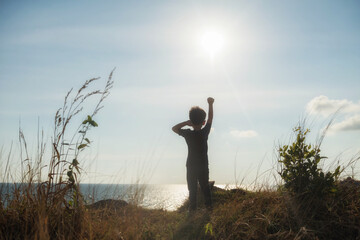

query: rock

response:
[209,181,215,189]
[339,177,360,193]
[230,188,247,195]
[340,177,360,187]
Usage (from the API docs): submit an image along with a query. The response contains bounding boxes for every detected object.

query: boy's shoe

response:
[186,209,196,218]
[188,207,196,213]
[187,207,197,215]
[206,205,213,212]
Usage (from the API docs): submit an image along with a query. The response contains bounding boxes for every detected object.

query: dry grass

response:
[172,184,360,240]
[86,204,181,239]
[1,71,360,239]
[1,175,359,239]
[0,70,115,240]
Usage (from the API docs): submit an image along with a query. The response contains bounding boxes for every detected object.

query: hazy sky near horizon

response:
[1,0,359,184]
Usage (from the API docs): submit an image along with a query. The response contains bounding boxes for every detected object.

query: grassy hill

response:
[87,182,359,240]
[1,75,359,239]
[4,182,359,239]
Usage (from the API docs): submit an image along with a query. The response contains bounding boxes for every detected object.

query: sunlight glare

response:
[200,30,225,60]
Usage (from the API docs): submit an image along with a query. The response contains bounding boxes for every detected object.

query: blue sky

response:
[1,0,359,184]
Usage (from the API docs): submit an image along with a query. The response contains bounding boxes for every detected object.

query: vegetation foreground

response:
[1,181,359,240]
[1,73,359,239]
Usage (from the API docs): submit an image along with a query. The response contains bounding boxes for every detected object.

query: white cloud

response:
[330,115,360,132]
[230,130,258,138]
[307,96,360,134]
[306,95,360,116]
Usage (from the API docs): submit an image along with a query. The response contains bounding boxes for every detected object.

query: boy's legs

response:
[186,166,198,211]
[198,165,212,209]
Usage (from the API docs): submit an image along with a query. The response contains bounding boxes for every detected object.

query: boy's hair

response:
[189,106,206,125]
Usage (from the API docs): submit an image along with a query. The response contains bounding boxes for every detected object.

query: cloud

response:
[330,115,360,132]
[307,96,360,134]
[306,95,360,116]
[230,130,258,138]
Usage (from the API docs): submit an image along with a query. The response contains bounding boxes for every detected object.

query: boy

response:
[172,97,214,211]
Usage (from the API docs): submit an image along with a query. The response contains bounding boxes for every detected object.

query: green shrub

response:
[278,126,340,197]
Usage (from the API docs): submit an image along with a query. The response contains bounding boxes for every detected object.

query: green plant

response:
[0,70,114,239]
[278,126,341,196]
[204,222,213,236]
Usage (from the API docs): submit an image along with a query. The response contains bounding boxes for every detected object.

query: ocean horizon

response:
[0,183,234,211]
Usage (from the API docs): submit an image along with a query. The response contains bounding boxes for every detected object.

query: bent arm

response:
[172,120,192,134]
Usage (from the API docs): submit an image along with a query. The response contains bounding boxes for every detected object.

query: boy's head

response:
[189,106,206,126]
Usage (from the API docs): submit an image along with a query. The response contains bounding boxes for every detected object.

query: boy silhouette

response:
[172,97,214,211]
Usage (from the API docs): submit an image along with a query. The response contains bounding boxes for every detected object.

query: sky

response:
[0,0,359,185]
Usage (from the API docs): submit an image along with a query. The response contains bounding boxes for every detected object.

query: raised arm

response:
[172,120,192,134]
[207,97,214,125]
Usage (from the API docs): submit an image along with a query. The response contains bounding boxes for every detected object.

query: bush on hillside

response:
[278,126,341,197]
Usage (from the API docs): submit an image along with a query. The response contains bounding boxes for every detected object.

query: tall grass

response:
[1,70,115,239]
[1,72,359,239]
[0,69,180,240]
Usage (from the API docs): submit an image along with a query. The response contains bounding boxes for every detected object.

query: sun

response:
[200,30,225,60]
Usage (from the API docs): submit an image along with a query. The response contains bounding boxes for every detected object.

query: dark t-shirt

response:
[178,122,211,167]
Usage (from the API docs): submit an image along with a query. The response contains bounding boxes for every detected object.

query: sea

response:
[0,183,228,211]
[80,184,189,211]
